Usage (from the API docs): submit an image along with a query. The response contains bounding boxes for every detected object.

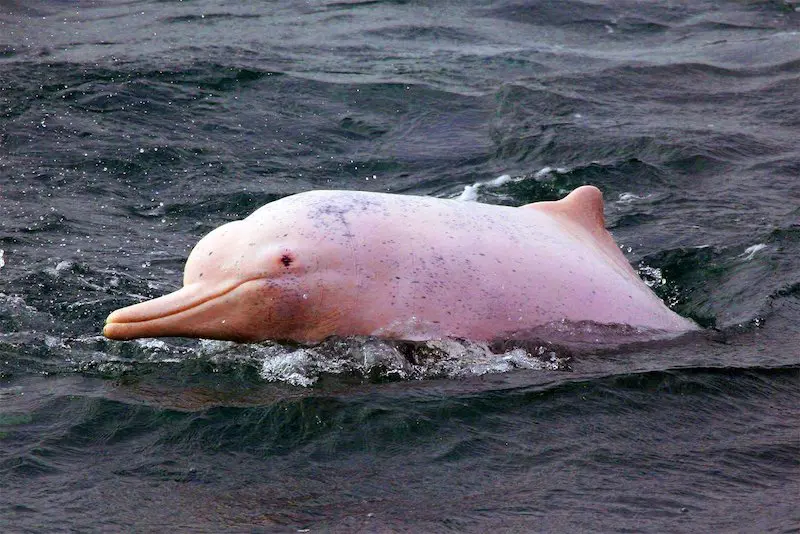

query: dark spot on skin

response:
[280,253,293,267]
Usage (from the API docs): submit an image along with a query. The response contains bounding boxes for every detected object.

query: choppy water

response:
[1,0,799,532]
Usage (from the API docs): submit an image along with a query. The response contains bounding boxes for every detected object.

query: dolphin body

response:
[103,186,698,343]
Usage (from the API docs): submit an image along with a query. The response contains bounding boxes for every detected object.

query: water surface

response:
[1,0,798,531]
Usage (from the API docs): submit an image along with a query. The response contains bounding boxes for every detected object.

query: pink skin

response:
[103,186,698,343]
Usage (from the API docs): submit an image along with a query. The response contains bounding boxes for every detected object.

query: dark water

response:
[1,0,799,531]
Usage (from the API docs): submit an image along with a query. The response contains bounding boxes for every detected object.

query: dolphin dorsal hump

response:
[524,185,641,277]
[524,185,605,234]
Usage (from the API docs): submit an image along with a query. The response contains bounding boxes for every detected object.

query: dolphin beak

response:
[103,280,260,342]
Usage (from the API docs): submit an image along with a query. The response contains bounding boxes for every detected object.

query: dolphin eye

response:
[279,253,294,267]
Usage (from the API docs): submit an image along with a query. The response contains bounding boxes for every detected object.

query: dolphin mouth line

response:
[105,277,264,326]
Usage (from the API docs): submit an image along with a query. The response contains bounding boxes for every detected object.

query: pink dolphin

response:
[103,186,698,343]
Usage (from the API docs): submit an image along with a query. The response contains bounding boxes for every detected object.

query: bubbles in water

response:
[250,337,571,387]
[135,338,170,351]
[259,348,316,387]
[639,264,665,288]
[48,334,572,388]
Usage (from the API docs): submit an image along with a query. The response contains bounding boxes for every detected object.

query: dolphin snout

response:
[104,280,256,341]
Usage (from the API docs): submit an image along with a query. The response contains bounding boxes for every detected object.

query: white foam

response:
[90,332,569,387]
[197,339,240,354]
[455,167,570,202]
[534,166,568,180]
[739,243,766,261]
[372,316,443,341]
[487,174,513,186]
[44,260,73,277]
[135,338,170,351]
[617,192,657,204]
[45,336,65,349]
[618,192,645,203]
[638,265,666,288]
[455,174,513,201]
[251,336,571,386]
[0,249,4,270]
[259,349,316,387]
[456,183,480,202]
[449,347,556,377]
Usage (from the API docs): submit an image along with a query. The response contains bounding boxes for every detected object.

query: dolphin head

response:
[103,216,331,343]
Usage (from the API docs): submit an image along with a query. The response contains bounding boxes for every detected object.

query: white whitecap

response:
[487,174,513,186]
[455,174,512,202]
[456,183,480,202]
[739,243,766,261]
[618,192,649,203]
